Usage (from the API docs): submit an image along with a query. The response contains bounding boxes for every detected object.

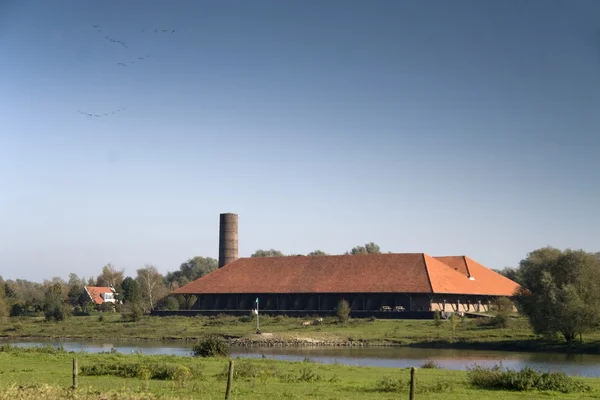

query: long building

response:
[171,213,520,315]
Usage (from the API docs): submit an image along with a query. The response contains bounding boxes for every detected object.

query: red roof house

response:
[84,286,117,305]
[171,253,520,314]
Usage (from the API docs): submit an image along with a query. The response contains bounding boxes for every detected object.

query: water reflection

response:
[7,341,600,377]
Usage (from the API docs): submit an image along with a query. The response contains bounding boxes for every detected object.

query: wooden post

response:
[409,367,416,400]
[225,360,234,399]
[72,357,78,389]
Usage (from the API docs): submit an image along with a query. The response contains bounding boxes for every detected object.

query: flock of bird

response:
[79,24,175,119]
[78,108,126,118]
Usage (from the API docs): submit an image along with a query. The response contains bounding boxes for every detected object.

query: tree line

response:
[4,243,599,346]
[0,242,383,320]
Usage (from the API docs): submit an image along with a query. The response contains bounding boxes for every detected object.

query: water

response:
[7,340,600,377]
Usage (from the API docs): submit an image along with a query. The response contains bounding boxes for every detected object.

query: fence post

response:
[225,359,235,399]
[409,367,416,400]
[72,357,78,389]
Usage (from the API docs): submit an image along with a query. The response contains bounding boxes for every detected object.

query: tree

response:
[497,267,522,285]
[348,242,381,255]
[96,263,124,290]
[307,250,328,256]
[43,282,70,321]
[516,247,600,343]
[121,277,140,304]
[67,273,85,306]
[336,299,351,324]
[251,249,285,258]
[136,265,168,312]
[0,283,8,321]
[165,256,218,288]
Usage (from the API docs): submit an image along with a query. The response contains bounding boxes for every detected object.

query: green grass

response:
[0,346,599,399]
[4,313,600,353]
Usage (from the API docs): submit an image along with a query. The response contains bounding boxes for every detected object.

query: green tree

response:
[165,256,218,288]
[348,242,381,255]
[96,263,124,290]
[67,273,85,306]
[251,249,285,258]
[336,299,351,324]
[449,312,459,341]
[307,250,328,256]
[516,247,600,343]
[0,282,8,321]
[121,277,140,304]
[497,267,522,284]
[43,282,70,321]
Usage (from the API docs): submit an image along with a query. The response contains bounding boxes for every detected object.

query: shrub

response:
[81,361,203,381]
[10,303,26,317]
[44,304,71,322]
[433,311,442,327]
[173,365,193,388]
[99,302,115,312]
[336,299,351,324]
[491,313,510,328]
[193,335,229,357]
[421,360,440,369]
[375,376,406,392]
[374,376,453,393]
[0,296,8,321]
[121,303,143,322]
[467,364,591,393]
[158,296,180,311]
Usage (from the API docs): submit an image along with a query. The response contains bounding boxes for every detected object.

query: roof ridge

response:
[421,253,434,292]
[462,256,472,278]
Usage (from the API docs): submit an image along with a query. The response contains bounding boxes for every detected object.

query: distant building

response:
[172,253,520,314]
[169,213,521,316]
[83,286,117,305]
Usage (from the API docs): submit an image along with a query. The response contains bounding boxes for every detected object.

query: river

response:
[8,340,600,377]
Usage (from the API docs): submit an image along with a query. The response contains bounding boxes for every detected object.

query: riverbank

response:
[3,313,600,354]
[1,345,599,399]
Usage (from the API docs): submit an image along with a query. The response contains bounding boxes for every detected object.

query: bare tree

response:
[96,263,124,289]
[136,265,167,312]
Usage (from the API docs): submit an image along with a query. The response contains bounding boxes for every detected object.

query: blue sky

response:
[1,0,599,281]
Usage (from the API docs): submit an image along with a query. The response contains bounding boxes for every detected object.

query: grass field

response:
[4,313,600,353]
[0,345,599,400]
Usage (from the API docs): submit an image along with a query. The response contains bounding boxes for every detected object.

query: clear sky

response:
[1,0,599,281]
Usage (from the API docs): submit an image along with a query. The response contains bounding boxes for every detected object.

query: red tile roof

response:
[85,286,114,305]
[172,253,520,297]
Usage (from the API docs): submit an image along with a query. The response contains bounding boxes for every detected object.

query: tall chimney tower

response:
[218,213,239,268]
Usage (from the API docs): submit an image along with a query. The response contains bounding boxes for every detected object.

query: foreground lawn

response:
[4,313,600,353]
[0,346,599,400]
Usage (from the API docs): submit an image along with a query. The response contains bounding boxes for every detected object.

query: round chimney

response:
[218,213,238,268]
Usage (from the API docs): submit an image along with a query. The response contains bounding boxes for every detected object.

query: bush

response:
[158,296,180,311]
[433,311,442,327]
[421,360,440,369]
[193,335,229,357]
[467,364,591,393]
[81,361,203,381]
[44,304,71,322]
[375,376,405,392]
[336,299,351,324]
[99,302,115,312]
[121,303,143,322]
[491,313,510,328]
[173,365,193,388]
[10,303,26,317]
[0,296,8,321]
[374,376,454,393]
